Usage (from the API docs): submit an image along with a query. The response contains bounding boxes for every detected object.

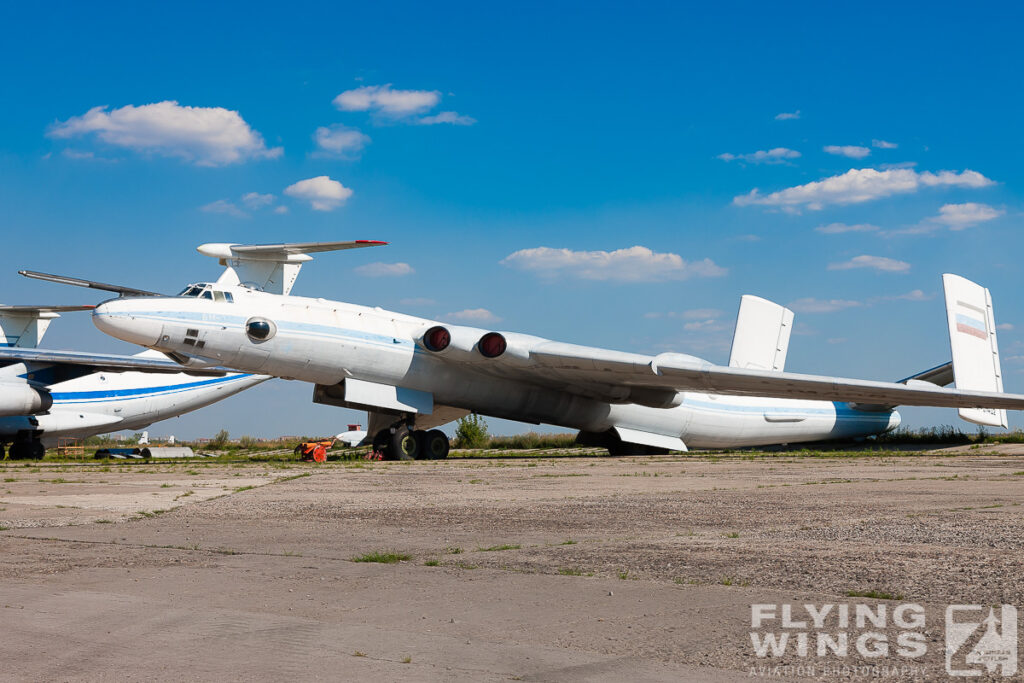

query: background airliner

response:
[0,303,268,458]
[24,241,1022,459]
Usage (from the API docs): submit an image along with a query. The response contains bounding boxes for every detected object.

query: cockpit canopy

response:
[177,283,235,302]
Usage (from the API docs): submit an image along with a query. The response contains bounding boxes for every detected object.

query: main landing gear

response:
[6,432,46,460]
[371,424,450,461]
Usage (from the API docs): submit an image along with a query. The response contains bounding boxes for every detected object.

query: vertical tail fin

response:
[0,305,93,348]
[943,274,1006,427]
[728,295,794,371]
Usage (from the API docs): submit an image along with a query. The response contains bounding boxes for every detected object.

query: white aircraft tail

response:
[197,240,387,295]
[728,295,793,371]
[943,274,1006,427]
[0,305,93,348]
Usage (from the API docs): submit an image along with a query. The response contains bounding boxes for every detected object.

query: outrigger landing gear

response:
[370,421,450,461]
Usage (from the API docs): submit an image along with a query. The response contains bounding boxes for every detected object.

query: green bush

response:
[454,414,490,448]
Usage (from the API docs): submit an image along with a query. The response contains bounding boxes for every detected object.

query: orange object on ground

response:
[296,438,335,462]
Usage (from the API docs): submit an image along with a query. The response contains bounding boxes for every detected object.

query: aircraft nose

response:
[92,299,163,347]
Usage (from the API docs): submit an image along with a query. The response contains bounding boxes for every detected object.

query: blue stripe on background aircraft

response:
[0,302,267,459]
[20,240,1022,460]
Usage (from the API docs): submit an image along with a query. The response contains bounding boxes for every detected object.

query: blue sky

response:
[1,2,1022,438]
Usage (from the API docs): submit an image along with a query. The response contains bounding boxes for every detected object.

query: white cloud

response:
[880,161,917,170]
[241,192,274,209]
[775,110,800,120]
[815,222,880,234]
[733,168,994,211]
[273,206,288,214]
[283,176,353,211]
[930,202,1003,230]
[353,262,414,277]
[717,148,800,164]
[501,246,727,282]
[313,124,370,158]
[200,199,246,218]
[894,289,930,301]
[683,318,728,332]
[333,84,440,115]
[823,145,871,159]
[997,323,1014,331]
[418,111,476,126]
[445,308,501,323]
[872,139,898,149]
[788,298,862,313]
[828,255,910,273]
[48,101,282,166]
[644,308,723,320]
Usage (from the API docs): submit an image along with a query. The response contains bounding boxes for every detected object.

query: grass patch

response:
[617,570,629,580]
[0,525,9,531]
[477,544,520,552]
[352,651,366,657]
[558,539,577,545]
[233,485,256,493]
[95,519,113,524]
[723,531,740,538]
[423,559,440,567]
[401,655,412,664]
[446,546,463,554]
[846,589,904,600]
[351,551,411,564]
[557,567,590,576]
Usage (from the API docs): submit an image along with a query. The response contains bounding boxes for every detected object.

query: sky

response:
[1,1,1022,438]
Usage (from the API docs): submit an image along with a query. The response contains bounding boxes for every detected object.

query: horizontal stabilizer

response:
[729,295,793,371]
[198,240,388,295]
[614,426,687,452]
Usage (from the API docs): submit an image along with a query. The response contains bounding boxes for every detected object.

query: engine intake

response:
[422,326,451,352]
[478,332,507,358]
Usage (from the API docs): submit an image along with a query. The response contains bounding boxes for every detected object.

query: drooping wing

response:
[0,348,226,376]
[19,271,163,297]
[523,345,1024,410]
[0,305,96,313]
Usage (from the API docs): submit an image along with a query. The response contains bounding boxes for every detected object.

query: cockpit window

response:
[213,291,226,302]
[224,292,234,303]
[200,290,213,300]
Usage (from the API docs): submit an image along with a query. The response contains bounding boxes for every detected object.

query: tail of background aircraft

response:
[0,305,94,348]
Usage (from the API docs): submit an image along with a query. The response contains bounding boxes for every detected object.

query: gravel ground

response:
[1,450,1022,681]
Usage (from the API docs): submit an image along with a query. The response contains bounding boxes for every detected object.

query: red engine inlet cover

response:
[478,332,507,358]
[423,326,451,352]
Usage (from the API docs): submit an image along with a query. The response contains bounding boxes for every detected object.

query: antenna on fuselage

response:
[196,240,388,295]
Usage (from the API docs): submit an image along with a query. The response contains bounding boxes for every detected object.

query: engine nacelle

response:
[0,383,53,416]
[416,324,485,360]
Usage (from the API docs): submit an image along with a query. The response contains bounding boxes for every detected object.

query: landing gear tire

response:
[371,429,391,460]
[8,442,30,460]
[422,430,450,460]
[31,441,45,460]
[390,428,421,461]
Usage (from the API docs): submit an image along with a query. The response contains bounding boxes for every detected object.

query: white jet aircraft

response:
[25,241,1023,460]
[0,298,268,459]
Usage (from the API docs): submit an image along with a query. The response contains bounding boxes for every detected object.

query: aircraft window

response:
[213,291,226,302]
[245,317,276,342]
[179,286,202,297]
[201,290,213,300]
[224,292,234,303]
